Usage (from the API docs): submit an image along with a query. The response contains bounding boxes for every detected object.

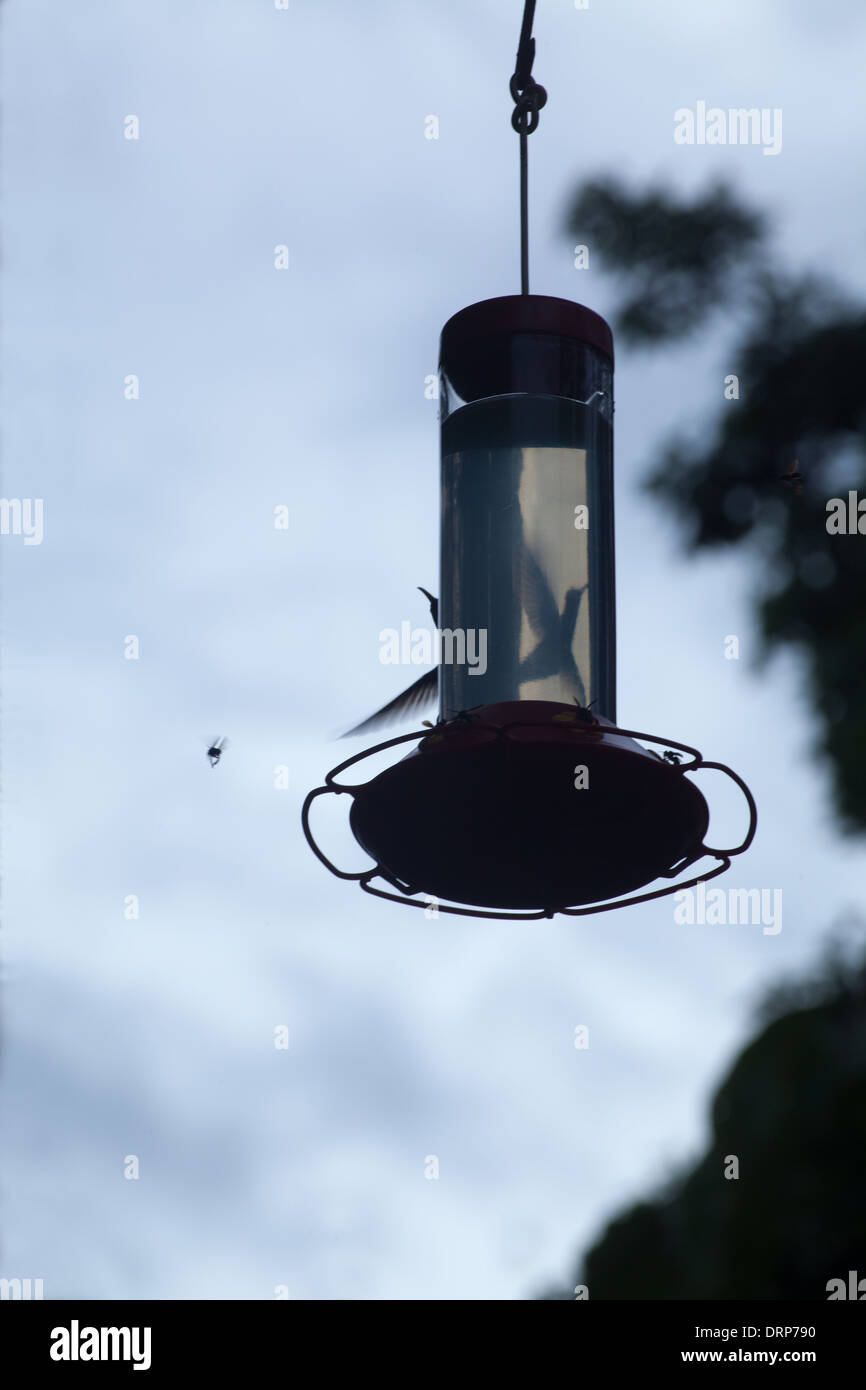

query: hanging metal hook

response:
[510,0,547,135]
[510,0,547,294]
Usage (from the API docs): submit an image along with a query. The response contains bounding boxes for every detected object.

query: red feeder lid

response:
[440,294,614,366]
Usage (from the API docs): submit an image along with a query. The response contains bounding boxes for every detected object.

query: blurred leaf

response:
[564,177,866,832]
[543,926,866,1300]
[564,177,765,343]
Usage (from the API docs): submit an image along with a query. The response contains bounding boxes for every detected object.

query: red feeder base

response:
[302,702,757,918]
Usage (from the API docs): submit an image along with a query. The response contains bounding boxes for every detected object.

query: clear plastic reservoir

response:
[438,299,615,721]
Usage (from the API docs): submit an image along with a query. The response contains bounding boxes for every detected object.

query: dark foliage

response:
[542,181,866,1301]
[564,178,765,344]
[565,178,866,832]
[542,925,866,1300]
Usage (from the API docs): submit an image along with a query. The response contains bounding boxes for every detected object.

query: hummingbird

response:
[207,736,228,767]
[518,546,588,705]
[341,588,439,737]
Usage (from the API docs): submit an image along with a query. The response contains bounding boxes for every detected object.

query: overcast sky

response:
[2,0,866,1300]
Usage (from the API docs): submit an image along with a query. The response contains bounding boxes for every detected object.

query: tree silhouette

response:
[541,922,866,1300]
[565,177,866,833]
[539,179,866,1300]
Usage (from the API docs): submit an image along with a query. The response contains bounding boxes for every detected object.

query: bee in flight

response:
[207,736,228,768]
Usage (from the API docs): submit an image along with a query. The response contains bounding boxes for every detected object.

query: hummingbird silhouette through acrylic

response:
[518,546,588,706]
[341,588,439,738]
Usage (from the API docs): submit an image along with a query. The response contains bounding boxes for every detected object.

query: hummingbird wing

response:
[519,546,559,640]
[417,587,439,625]
[340,667,438,738]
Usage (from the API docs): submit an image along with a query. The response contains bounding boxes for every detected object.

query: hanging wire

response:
[509,0,547,294]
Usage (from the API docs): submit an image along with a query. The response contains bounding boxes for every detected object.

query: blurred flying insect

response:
[780,458,804,494]
[207,736,228,768]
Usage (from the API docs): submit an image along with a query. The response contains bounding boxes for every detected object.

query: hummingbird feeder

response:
[302,1,756,919]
